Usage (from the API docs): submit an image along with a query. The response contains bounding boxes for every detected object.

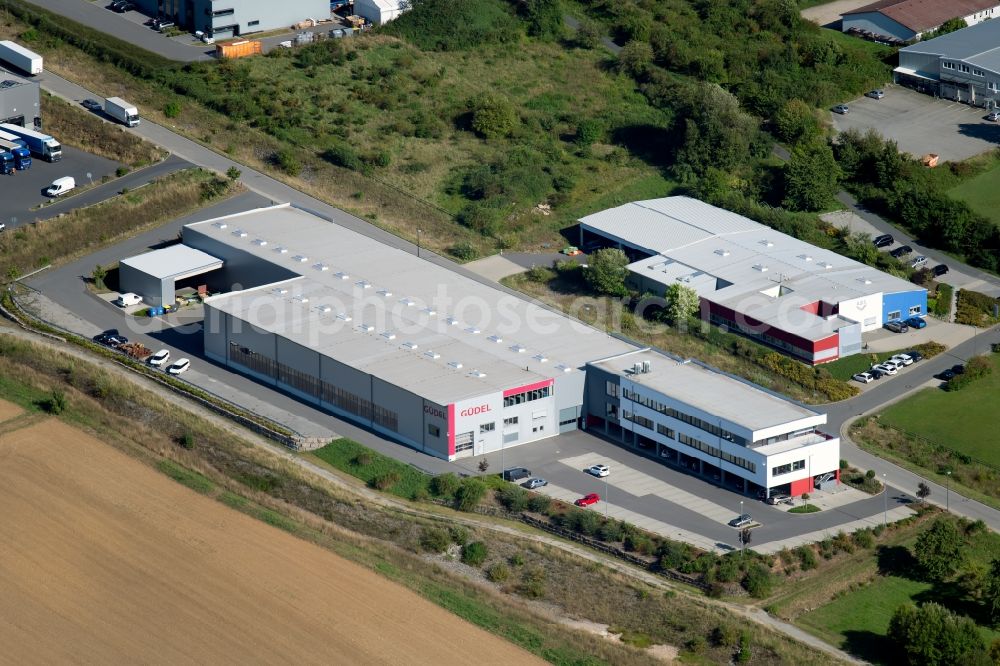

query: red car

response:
[575,493,600,507]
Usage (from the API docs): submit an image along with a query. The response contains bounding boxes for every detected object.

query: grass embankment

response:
[41,93,166,167]
[821,341,946,382]
[1,0,673,260]
[2,167,238,279]
[0,334,832,665]
[311,438,430,500]
[949,157,1000,228]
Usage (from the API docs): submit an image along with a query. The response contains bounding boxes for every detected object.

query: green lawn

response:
[310,438,431,500]
[822,342,945,382]
[949,162,1000,227]
[879,354,1000,465]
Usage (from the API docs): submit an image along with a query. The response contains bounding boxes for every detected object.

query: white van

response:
[45,176,75,197]
[115,292,143,307]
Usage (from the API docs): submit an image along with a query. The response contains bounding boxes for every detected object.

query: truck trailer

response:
[0,138,31,169]
[0,41,42,75]
[0,123,61,161]
[104,97,139,127]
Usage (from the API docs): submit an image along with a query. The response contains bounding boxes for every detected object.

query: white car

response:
[873,363,898,375]
[890,353,914,367]
[883,358,904,371]
[167,358,190,375]
[587,464,610,478]
[853,371,874,383]
[910,255,928,269]
[148,349,170,366]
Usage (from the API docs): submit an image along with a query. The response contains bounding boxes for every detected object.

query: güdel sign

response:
[460,404,492,417]
[423,405,445,419]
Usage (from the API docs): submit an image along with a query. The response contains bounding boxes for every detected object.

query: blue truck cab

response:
[0,151,14,175]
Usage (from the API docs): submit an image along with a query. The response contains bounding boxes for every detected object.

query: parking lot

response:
[0,145,119,227]
[832,85,1000,162]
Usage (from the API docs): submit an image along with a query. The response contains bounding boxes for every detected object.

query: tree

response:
[927,17,967,39]
[917,482,932,503]
[584,248,629,297]
[783,140,841,211]
[521,0,562,39]
[226,166,241,181]
[773,99,822,146]
[575,20,602,49]
[477,458,489,473]
[986,559,1000,625]
[617,40,654,78]
[844,232,880,267]
[887,602,987,665]
[663,283,700,324]
[470,93,517,140]
[92,264,108,290]
[454,477,488,511]
[914,519,964,581]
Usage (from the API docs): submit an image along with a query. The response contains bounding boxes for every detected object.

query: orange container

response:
[216,39,263,59]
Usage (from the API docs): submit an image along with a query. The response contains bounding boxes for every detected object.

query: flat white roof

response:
[196,205,637,404]
[591,348,824,434]
[121,244,223,280]
[581,197,921,341]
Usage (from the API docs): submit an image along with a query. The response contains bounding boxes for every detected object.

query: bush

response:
[796,545,818,570]
[273,149,301,176]
[742,563,773,598]
[116,166,130,177]
[225,165,241,181]
[371,471,400,490]
[486,561,510,582]
[449,242,478,261]
[520,567,546,598]
[853,528,876,549]
[420,527,450,552]
[322,141,363,172]
[469,93,517,139]
[738,631,752,662]
[461,541,488,566]
[353,452,374,466]
[179,432,195,450]
[496,484,528,512]
[526,494,551,514]
[430,472,460,498]
[454,477,488,511]
[163,101,181,118]
[449,526,469,546]
[42,389,66,415]
[945,355,993,391]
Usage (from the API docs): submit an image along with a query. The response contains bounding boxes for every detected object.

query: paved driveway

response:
[832,86,1000,162]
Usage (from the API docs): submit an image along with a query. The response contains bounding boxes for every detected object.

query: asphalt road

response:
[0,145,119,227]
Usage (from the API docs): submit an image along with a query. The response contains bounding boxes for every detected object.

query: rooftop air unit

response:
[642,360,651,373]
[465,326,480,334]
[293,255,308,263]
[403,342,418,350]
[469,370,487,378]
[313,263,329,271]
[232,229,248,238]
[448,361,463,370]
[356,279,371,289]
[212,222,228,229]
[425,351,440,359]
[532,353,548,363]
[273,246,288,254]
[381,331,396,340]
[253,238,267,246]
[510,344,526,353]
[359,324,375,333]
[377,288,392,297]
[333,271,349,280]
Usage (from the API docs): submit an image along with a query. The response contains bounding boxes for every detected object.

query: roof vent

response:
[752,264,769,272]
[336,312,352,321]
[378,288,392,297]
[318,305,332,313]
[469,370,486,378]
[274,246,288,254]
[422,307,437,316]
[293,255,308,263]
[714,249,730,257]
[759,239,774,247]
[448,361,463,370]
[381,331,396,340]
[253,238,267,246]
[400,297,415,307]
[292,295,309,304]
[858,277,873,285]
[819,261,833,269]
[359,324,375,333]
[446,317,459,326]
[532,353,548,363]
[313,263,329,272]
[488,334,503,344]
[355,280,371,289]
[403,341,418,350]
[212,222,228,229]
[465,326,480,334]
[555,364,572,373]
[425,350,441,359]
[272,287,288,296]
[510,344,526,353]
[233,229,248,238]
[333,271,349,280]
[797,254,813,262]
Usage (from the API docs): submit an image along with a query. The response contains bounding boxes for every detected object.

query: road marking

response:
[559,452,740,525]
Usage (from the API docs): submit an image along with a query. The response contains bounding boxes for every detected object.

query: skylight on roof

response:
[232,229,247,238]
[532,353,548,363]
[359,324,375,332]
[403,342,418,350]
[356,279,371,289]
[293,255,308,263]
[212,222,228,229]
[448,361,463,369]
[488,335,503,343]
[759,239,774,247]
[378,288,392,297]
[253,238,267,246]
[425,351,441,359]
[510,344,526,353]
[273,246,288,254]
[313,263,329,271]
[465,327,481,334]
[469,370,487,378]
[381,331,396,340]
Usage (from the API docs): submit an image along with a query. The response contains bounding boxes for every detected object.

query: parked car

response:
[157,20,175,31]
[866,89,885,99]
[891,353,914,366]
[729,514,753,528]
[932,264,949,276]
[884,321,909,333]
[939,368,956,380]
[910,255,928,268]
[575,493,600,507]
[905,350,924,362]
[766,494,791,505]
[873,233,894,248]
[167,358,191,375]
[873,363,897,376]
[502,467,532,482]
[905,317,927,329]
[833,104,850,114]
[524,478,548,490]
[890,245,913,258]
[869,368,886,380]
[81,98,102,111]
[92,329,120,345]
[882,359,904,371]
[853,371,874,384]
[111,1,135,11]
[148,349,170,366]
[114,292,142,307]
[587,464,610,478]
[44,176,75,197]
[988,111,1000,122]
[953,364,966,375]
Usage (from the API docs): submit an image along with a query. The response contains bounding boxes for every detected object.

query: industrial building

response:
[355,0,408,25]
[119,244,224,308]
[0,68,40,128]
[895,18,1000,106]
[579,197,926,365]
[136,0,329,39]
[587,349,840,498]
[842,0,1000,42]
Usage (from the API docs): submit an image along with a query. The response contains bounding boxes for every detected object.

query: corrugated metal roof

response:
[900,17,1000,73]
[197,205,637,404]
[845,0,997,32]
[120,244,223,279]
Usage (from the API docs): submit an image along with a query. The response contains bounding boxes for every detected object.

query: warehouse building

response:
[587,349,840,499]
[895,18,1000,106]
[119,244,224,308]
[136,0,330,39]
[0,68,39,128]
[842,0,1000,43]
[579,197,926,365]
[355,0,408,25]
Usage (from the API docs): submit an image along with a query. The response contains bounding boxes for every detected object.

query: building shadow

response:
[841,629,890,665]
[956,122,1000,144]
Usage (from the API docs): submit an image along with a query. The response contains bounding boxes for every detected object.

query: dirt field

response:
[800,0,871,28]
[0,398,23,422]
[0,419,542,665]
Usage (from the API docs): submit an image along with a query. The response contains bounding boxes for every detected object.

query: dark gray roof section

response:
[900,18,1000,71]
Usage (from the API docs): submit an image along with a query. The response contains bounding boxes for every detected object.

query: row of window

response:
[677,433,758,473]
[621,387,745,445]
[886,305,923,321]
[503,386,550,408]
[480,422,495,433]
[772,460,806,477]
[504,416,518,427]
[708,313,809,359]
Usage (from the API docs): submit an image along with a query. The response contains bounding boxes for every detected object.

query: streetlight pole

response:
[416,228,422,259]
[946,470,951,511]
[740,499,745,556]
[883,473,888,526]
[605,473,609,518]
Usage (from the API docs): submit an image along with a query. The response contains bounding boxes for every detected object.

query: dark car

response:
[939,369,956,381]
[905,350,924,362]
[81,98,102,111]
[890,245,913,258]
[93,328,121,344]
[905,317,927,329]
[502,467,531,482]
[873,234,894,248]
[932,264,949,276]
[111,1,134,11]
[953,364,966,375]
[884,321,909,333]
